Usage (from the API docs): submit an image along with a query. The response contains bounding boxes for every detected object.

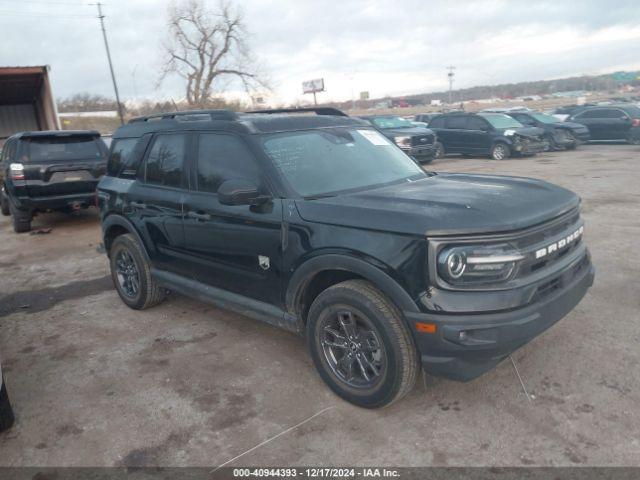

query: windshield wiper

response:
[304,193,337,200]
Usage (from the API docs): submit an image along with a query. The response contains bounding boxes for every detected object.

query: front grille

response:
[535,253,590,301]
[512,209,585,281]
[412,134,435,146]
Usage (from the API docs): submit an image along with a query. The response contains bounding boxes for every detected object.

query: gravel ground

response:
[0,144,638,467]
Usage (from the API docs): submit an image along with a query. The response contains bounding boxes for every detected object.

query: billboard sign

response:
[359,91,370,100]
[302,78,325,94]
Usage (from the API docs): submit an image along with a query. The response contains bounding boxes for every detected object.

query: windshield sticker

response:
[357,129,391,146]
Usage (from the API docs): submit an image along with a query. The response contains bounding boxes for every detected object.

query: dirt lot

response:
[0,144,638,467]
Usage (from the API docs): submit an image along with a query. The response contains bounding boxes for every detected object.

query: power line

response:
[0,9,93,18]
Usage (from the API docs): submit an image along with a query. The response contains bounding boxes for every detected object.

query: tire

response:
[490,142,510,160]
[9,201,31,233]
[418,156,434,165]
[109,233,165,310]
[434,142,445,159]
[544,134,557,151]
[0,372,15,432]
[627,134,640,145]
[0,187,9,216]
[306,280,418,408]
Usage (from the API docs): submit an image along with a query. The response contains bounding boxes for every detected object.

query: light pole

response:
[447,66,456,105]
[93,2,124,125]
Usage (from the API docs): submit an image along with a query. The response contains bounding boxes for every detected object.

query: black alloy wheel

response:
[319,308,386,389]
[115,249,140,298]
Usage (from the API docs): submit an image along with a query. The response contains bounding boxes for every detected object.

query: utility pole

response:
[447,66,456,105]
[94,2,124,125]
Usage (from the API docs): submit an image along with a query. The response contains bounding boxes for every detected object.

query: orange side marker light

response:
[415,322,437,334]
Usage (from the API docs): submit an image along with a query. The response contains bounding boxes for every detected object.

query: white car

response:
[0,361,14,432]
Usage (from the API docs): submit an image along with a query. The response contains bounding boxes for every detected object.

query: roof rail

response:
[129,109,238,124]
[245,107,348,117]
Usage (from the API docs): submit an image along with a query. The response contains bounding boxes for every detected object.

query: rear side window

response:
[446,116,468,129]
[108,138,139,178]
[468,117,489,130]
[144,134,186,188]
[428,116,445,128]
[576,109,605,119]
[196,133,260,193]
[1,139,17,165]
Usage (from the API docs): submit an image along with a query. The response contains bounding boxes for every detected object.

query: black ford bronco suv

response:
[98,108,594,408]
[1,130,108,232]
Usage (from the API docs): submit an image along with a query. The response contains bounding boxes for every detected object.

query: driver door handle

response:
[187,211,211,221]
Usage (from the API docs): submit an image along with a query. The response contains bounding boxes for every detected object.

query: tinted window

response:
[428,116,445,128]
[576,109,607,119]
[26,137,103,162]
[1,140,16,164]
[446,116,468,129]
[600,109,628,118]
[468,116,489,130]
[107,138,139,178]
[197,134,260,193]
[144,134,186,188]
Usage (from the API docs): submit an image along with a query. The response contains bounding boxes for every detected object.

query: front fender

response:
[285,253,420,317]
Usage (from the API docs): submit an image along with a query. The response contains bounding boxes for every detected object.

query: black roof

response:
[9,130,100,140]
[116,108,366,139]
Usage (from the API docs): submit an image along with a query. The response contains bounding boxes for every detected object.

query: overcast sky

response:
[1,0,640,105]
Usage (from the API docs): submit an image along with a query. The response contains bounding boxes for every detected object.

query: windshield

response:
[370,117,413,129]
[531,113,560,124]
[25,137,103,162]
[262,128,426,197]
[480,114,523,129]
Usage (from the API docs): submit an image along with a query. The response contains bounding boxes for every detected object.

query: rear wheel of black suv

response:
[109,234,165,310]
[307,280,418,408]
[9,202,31,233]
[490,142,510,160]
[0,372,15,432]
[0,187,9,216]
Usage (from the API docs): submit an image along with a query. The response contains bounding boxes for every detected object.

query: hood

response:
[380,126,435,137]
[295,173,579,236]
[496,126,545,138]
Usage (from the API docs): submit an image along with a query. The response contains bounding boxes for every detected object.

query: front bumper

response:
[405,254,595,381]
[403,145,436,161]
[14,192,96,211]
[513,141,547,154]
[570,130,591,142]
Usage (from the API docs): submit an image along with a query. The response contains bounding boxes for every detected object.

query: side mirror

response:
[218,178,270,206]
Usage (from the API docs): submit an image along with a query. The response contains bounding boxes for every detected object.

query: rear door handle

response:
[187,211,211,221]
[130,201,146,209]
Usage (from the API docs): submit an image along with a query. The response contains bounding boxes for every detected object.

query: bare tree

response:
[160,0,266,107]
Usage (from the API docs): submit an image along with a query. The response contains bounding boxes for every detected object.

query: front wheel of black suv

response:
[109,233,166,310]
[9,202,31,233]
[307,280,419,408]
[490,142,510,160]
[434,142,445,159]
[0,372,15,432]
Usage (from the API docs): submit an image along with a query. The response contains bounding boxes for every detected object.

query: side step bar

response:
[151,268,300,334]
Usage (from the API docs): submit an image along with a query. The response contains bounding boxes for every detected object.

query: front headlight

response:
[394,136,412,148]
[437,243,524,285]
